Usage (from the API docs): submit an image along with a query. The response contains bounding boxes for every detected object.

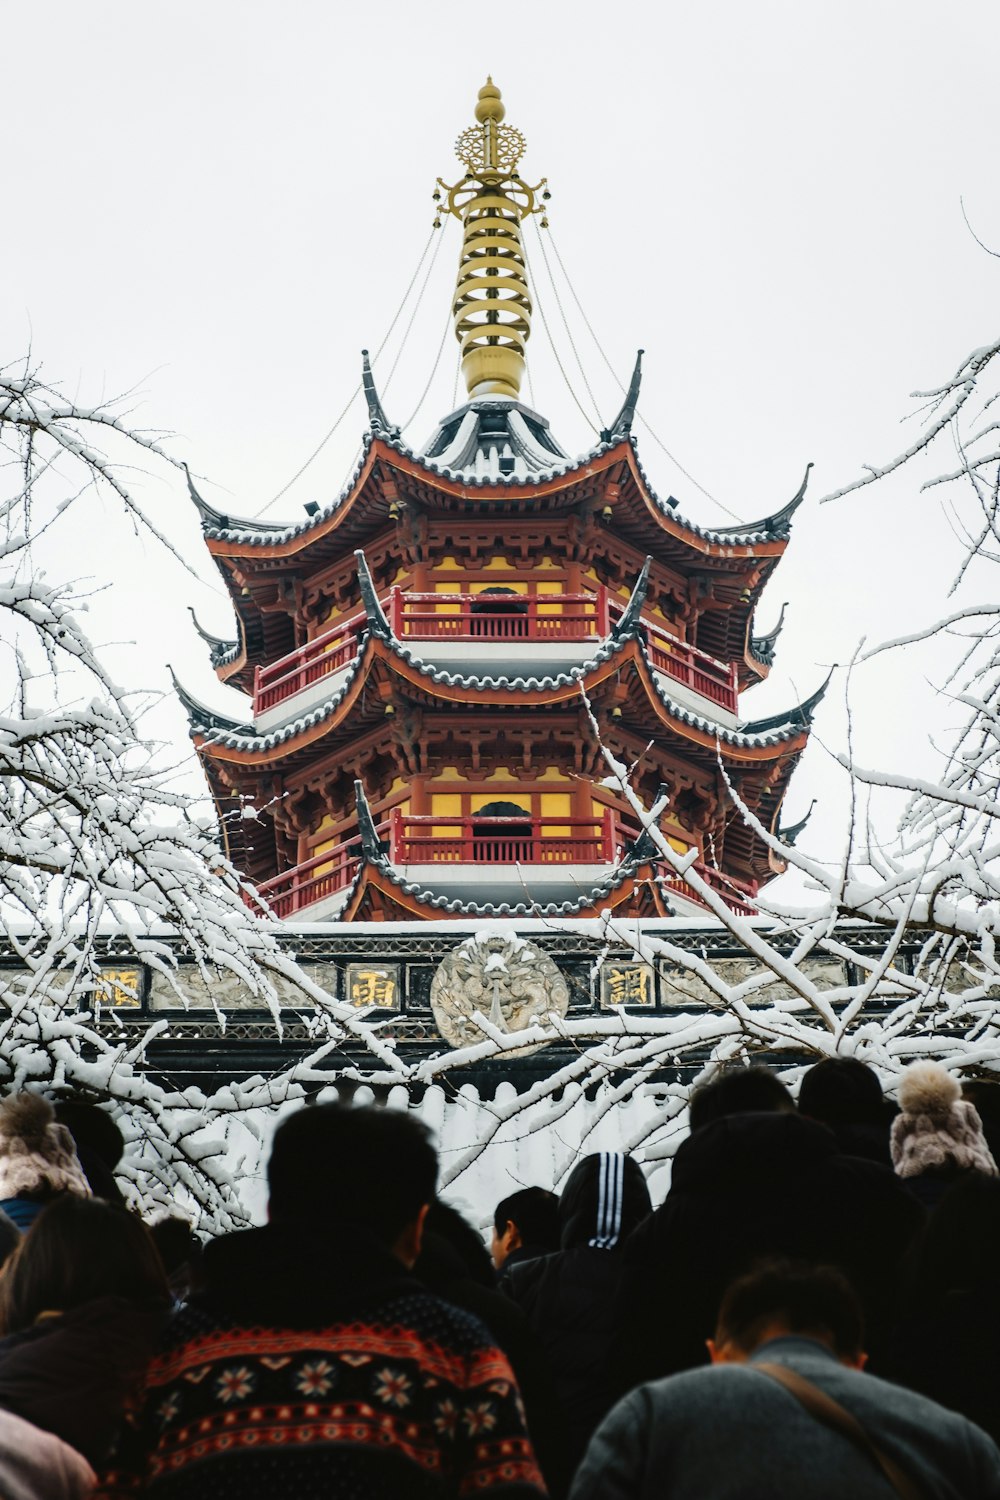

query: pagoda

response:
[178,81,820,950]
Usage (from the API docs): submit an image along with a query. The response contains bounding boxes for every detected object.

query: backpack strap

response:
[753,1362,927,1500]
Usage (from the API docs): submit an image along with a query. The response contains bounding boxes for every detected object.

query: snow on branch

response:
[5,344,1000,1224]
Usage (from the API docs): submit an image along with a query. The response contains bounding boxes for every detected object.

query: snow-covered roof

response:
[362,854,663,919]
[191,424,807,552]
[177,619,823,755]
[417,395,570,479]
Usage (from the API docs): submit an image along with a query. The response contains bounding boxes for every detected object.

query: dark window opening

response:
[472,800,533,863]
[470,587,528,639]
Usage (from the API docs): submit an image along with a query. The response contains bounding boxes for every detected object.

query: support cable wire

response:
[400,301,454,435]
[451,346,461,411]
[531,221,604,427]
[380,226,447,398]
[524,345,535,410]
[545,229,745,524]
[520,231,601,435]
[252,228,438,518]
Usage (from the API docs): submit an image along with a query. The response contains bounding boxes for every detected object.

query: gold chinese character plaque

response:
[346,965,400,1010]
[97,969,142,1007]
[600,963,655,1010]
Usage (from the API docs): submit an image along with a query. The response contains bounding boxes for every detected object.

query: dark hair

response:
[148,1216,201,1277]
[0,1197,169,1335]
[798,1058,885,1128]
[54,1099,126,1170]
[493,1186,560,1248]
[267,1103,437,1244]
[689,1066,796,1132]
[424,1200,494,1288]
[715,1259,864,1360]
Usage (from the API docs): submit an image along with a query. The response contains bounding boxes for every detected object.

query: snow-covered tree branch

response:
[5,335,1000,1224]
[0,363,409,1224]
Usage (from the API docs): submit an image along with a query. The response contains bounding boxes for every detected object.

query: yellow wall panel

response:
[473,580,527,595]
[471,792,531,813]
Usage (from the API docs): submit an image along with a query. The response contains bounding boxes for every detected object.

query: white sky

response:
[5,0,1000,881]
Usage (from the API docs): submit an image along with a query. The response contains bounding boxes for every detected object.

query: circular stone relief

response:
[430,929,570,1054]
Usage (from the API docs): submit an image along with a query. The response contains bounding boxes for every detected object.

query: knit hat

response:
[890,1062,998,1180]
[0,1094,92,1201]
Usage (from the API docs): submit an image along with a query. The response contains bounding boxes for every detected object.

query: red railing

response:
[254,609,365,715]
[389,808,627,865]
[254,834,368,919]
[252,813,758,919]
[607,602,738,712]
[389,587,612,642]
[252,587,738,716]
[664,862,758,916]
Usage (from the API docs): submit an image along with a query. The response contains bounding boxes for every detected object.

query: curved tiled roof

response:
[358,843,666,920]
[419,396,570,479]
[177,619,825,756]
[194,422,809,553]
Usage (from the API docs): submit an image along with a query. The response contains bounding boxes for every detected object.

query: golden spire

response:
[435,80,548,401]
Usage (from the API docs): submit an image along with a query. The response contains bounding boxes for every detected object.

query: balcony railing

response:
[254,832,370,919]
[662,862,758,916]
[255,610,365,715]
[390,589,611,642]
[606,601,738,712]
[389,808,631,866]
[252,587,739,717]
[252,811,758,919]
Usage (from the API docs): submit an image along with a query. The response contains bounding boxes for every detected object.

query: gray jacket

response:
[570,1336,1000,1500]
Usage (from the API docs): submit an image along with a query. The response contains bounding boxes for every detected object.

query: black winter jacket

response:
[501,1152,651,1473]
[0,1295,163,1467]
[616,1111,925,1387]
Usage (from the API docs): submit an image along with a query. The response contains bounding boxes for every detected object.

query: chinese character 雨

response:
[349,968,398,1009]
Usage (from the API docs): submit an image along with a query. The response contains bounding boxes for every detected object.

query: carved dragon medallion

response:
[430,929,570,1053]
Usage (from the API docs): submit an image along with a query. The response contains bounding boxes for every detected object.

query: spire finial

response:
[475,77,504,124]
[436,82,548,401]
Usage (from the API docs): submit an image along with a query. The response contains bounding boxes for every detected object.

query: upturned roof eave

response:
[185,632,815,770]
[343,855,670,922]
[199,432,798,566]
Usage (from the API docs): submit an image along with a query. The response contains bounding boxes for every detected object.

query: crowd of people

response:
[0,1058,997,1496]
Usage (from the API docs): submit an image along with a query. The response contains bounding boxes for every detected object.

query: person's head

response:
[891,1061,999,1180]
[148,1215,205,1302]
[0,1197,169,1335]
[708,1260,866,1370]
[558,1153,652,1251]
[798,1058,885,1128]
[267,1103,437,1266]
[689,1066,796,1132]
[491,1187,560,1270]
[423,1200,494,1287]
[54,1099,126,1171]
[0,1093,91,1203]
[148,1216,200,1275]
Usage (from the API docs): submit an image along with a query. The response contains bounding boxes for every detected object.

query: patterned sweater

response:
[98,1225,547,1500]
